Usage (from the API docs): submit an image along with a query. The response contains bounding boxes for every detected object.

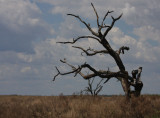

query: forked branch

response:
[83,78,104,96]
[54,59,128,82]
[72,46,108,56]
[102,11,114,26]
[98,10,114,33]
[53,60,97,81]
[91,3,115,35]
[53,66,80,81]
[103,13,123,38]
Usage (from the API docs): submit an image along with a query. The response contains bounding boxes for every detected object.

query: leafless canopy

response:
[83,78,104,96]
[54,3,142,98]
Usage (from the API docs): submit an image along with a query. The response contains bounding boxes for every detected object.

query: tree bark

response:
[101,38,125,71]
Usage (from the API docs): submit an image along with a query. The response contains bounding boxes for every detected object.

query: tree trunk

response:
[120,77,131,99]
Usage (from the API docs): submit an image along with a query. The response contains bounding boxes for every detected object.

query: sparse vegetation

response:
[0,95,160,118]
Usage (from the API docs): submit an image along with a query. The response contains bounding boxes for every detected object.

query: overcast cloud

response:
[0,0,160,95]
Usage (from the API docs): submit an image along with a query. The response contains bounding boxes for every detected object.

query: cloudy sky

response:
[0,0,160,95]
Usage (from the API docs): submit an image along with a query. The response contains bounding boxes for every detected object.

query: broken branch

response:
[117,46,130,55]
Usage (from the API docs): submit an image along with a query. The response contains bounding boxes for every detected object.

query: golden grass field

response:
[0,95,160,118]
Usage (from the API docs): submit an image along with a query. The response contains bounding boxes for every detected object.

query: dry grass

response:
[0,95,160,118]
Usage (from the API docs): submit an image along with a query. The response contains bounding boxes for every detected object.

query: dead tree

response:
[53,3,143,99]
[82,78,104,96]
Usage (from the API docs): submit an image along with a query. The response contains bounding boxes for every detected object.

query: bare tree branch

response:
[103,13,123,38]
[102,24,111,28]
[53,66,80,81]
[95,78,104,89]
[95,86,103,95]
[67,14,99,37]
[57,36,101,44]
[53,59,97,80]
[98,10,114,33]
[104,78,110,84]
[53,67,60,81]
[54,59,128,82]
[91,3,100,27]
[83,77,104,96]
[83,65,127,79]
[102,11,114,25]
[72,46,108,56]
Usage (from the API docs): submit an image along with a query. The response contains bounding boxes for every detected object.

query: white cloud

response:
[56,16,90,39]
[38,0,160,27]
[109,27,137,46]
[108,27,159,63]
[122,3,135,17]
[37,0,160,45]
[123,0,160,28]
[21,66,31,73]
[0,0,41,31]
[0,0,54,53]
[18,53,33,63]
[135,41,158,62]
[134,26,160,42]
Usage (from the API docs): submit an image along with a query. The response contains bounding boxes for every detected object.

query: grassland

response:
[0,95,160,118]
